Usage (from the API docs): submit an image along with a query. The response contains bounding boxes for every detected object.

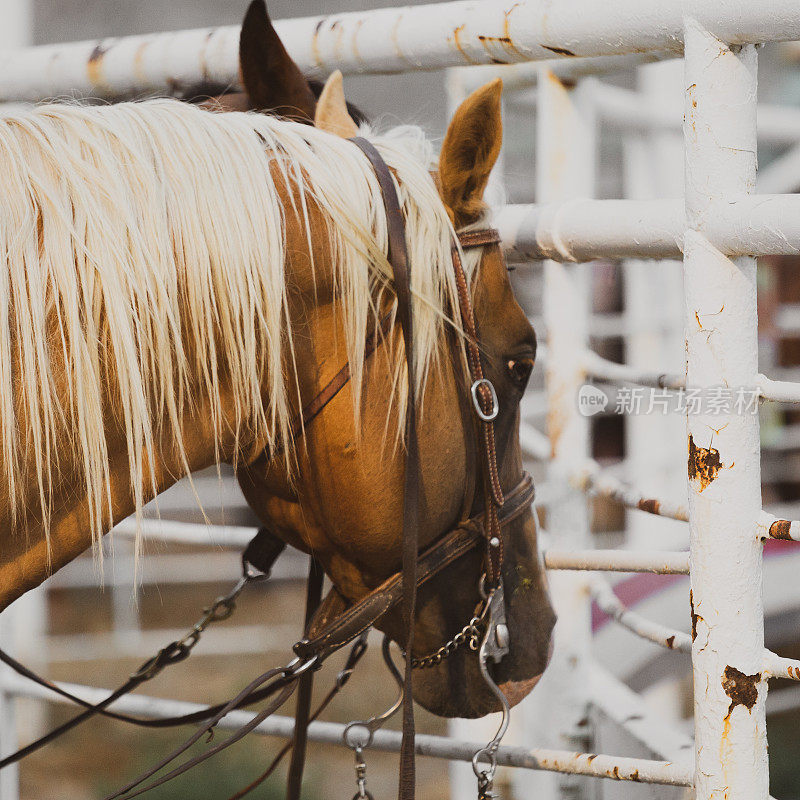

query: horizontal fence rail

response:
[591,578,692,652]
[0,674,695,787]
[4,0,800,102]
[542,549,689,574]
[496,195,800,262]
[507,82,800,147]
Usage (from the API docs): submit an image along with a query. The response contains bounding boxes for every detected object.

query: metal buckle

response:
[471,378,499,422]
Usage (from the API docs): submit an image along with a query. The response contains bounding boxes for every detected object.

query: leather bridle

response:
[0,138,534,800]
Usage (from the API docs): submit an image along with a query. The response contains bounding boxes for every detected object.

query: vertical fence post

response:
[516,69,596,800]
[623,59,686,556]
[444,64,508,800]
[683,20,768,800]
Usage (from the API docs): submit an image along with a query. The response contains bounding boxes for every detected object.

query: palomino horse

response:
[0,73,553,735]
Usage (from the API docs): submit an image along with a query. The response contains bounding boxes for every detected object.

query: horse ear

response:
[314,71,359,138]
[438,79,503,228]
[239,0,317,121]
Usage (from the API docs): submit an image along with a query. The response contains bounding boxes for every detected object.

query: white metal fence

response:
[4,2,800,799]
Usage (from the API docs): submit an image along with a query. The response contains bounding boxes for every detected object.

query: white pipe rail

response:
[583,350,685,391]
[519,421,551,461]
[572,461,689,522]
[757,510,800,543]
[757,374,800,404]
[113,518,256,548]
[0,673,694,787]
[496,195,800,262]
[6,0,800,102]
[757,143,800,194]
[590,578,692,652]
[589,664,695,764]
[683,22,768,800]
[543,548,689,574]
[763,651,800,682]
[510,82,800,148]
[531,66,597,800]
[496,200,683,261]
[457,54,673,92]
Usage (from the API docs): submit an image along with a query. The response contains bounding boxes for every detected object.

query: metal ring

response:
[343,722,374,750]
[284,655,319,678]
[470,378,499,422]
[471,746,498,780]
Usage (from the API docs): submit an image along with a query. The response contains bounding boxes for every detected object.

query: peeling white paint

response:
[683,20,768,800]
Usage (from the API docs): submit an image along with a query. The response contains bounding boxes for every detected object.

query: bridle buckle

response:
[470,378,499,422]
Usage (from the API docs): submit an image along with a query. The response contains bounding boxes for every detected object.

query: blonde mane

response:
[0,99,482,555]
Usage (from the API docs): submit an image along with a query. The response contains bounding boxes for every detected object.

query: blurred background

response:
[3,1,800,799]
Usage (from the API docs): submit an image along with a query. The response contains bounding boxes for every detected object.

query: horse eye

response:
[507,358,534,388]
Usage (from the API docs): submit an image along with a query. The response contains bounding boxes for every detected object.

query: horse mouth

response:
[499,673,545,707]
[498,629,554,707]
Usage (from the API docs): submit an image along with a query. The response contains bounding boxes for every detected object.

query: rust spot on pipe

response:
[311,18,324,68]
[769,519,793,540]
[789,665,800,680]
[502,9,525,59]
[390,14,407,63]
[87,43,108,89]
[542,45,576,56]
[637,497,661,515]
[451,25,480,65]
[666,635,675,649]
[477,35,513,64]
[611,766,620,779]
[690,590,702,642]
[722,665,760,719]
[586,753,597,762]
[630,769,641,782]
[688,434,723,491]
[351,19,365,66]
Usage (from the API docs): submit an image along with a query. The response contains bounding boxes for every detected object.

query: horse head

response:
[238,74,555,718]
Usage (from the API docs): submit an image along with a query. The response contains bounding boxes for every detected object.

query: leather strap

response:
[0,526,291,768]
[450,244,505,588]
[291,232,501,445]
[294,472,533,663]
[226,635,369,800]
[348,136,419,800]
[292,312,394,437]
[286,558,325,800]
[456,228,502,249]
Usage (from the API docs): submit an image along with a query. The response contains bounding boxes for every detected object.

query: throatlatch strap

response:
[349,136,419,800]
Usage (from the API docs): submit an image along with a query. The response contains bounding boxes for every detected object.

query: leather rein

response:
[0,139,533,800]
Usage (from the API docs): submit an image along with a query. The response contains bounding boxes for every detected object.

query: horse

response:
[0,72,554,732]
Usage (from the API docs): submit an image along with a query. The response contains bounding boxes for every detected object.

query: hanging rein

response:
[0,140,534,800]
